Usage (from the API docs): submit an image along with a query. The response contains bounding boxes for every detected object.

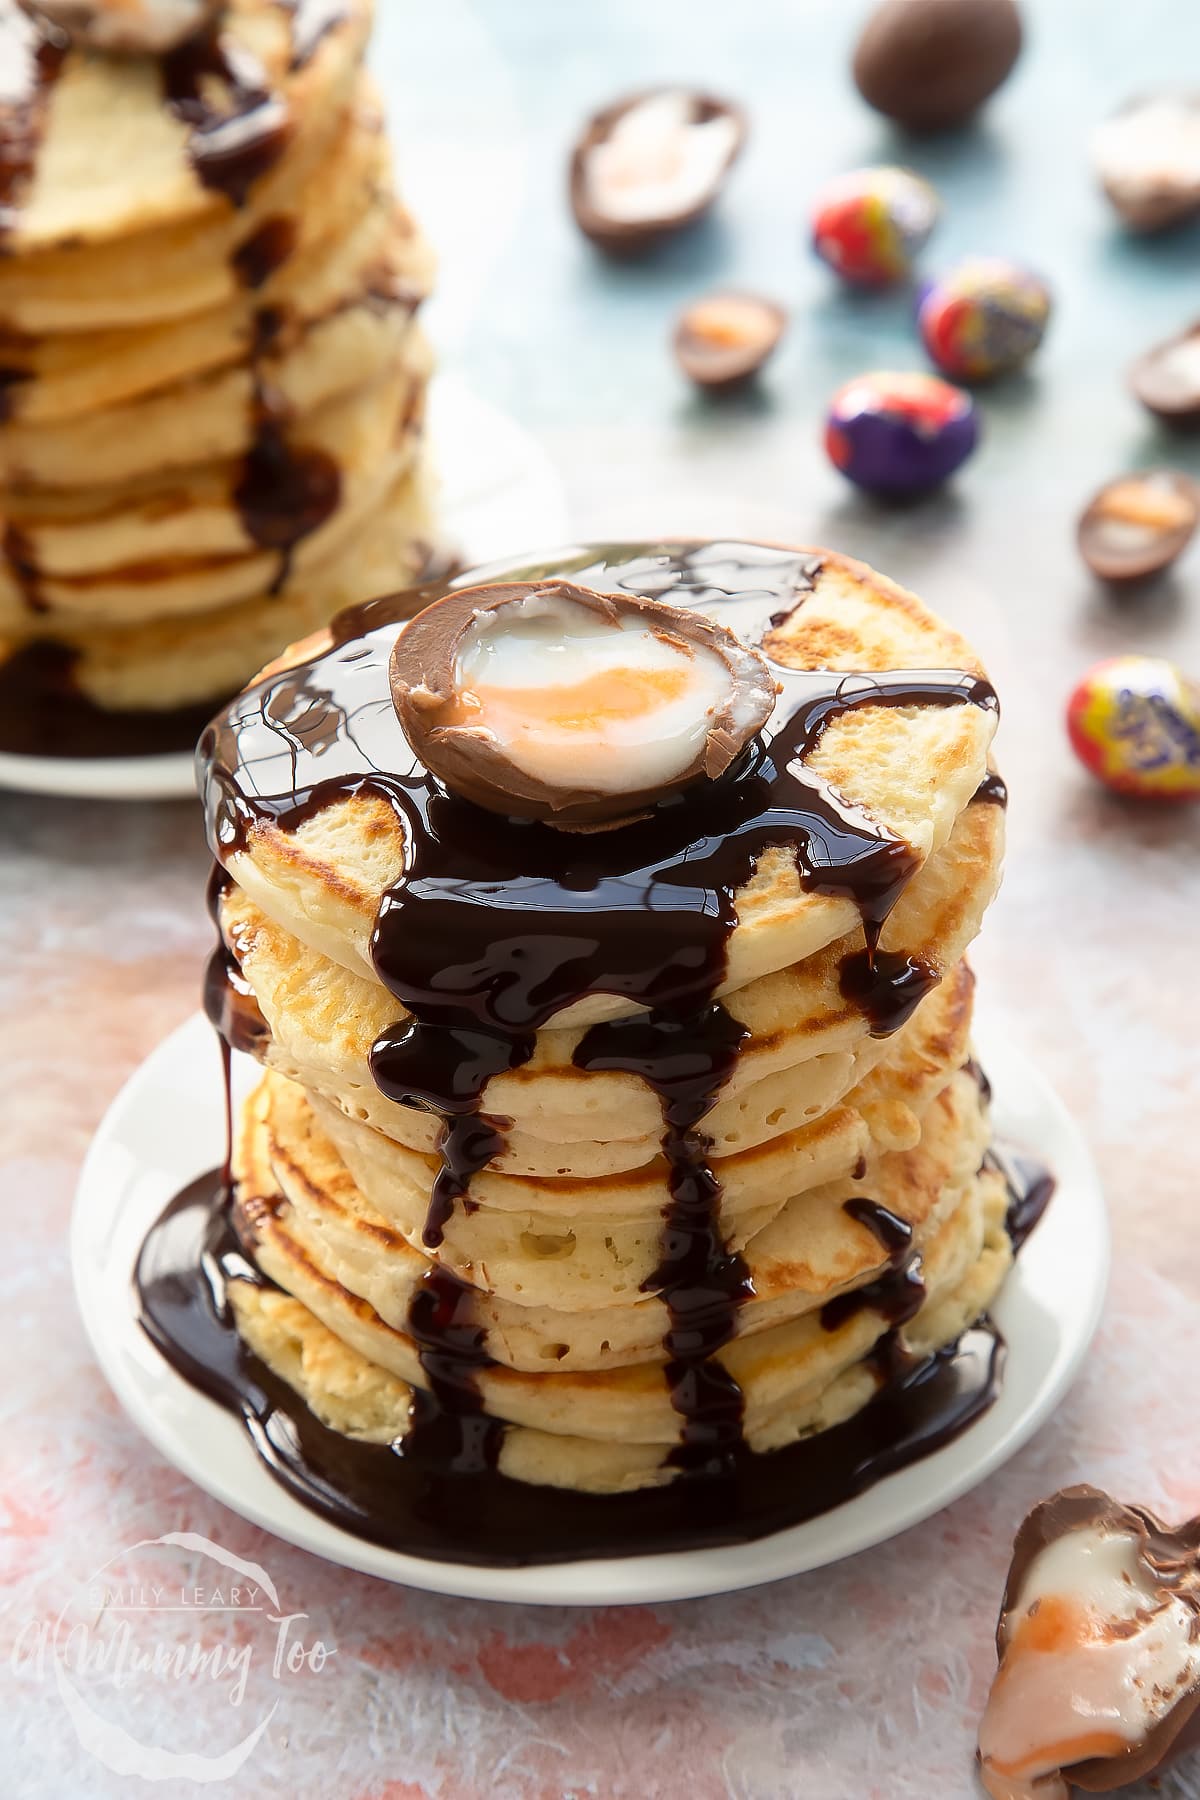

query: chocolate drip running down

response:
[203,864,268,1191]
[0,364,28,420]
[986,1143,1056,1253]
[198,542,999,1477]
[136,1167,1013,1566]
[2,521,45,613]
[820,1199,926,1333]
[574,1004,753,1475]
[226,206,341,593]
[232,215,298,289]
[162,25,292,208]
[276,0,350,69]
[972,770,1008,807]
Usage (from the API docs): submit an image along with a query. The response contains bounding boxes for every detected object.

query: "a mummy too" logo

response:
[12,1531,335,1781]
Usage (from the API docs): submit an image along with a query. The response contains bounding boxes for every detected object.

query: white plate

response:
[0,374,567,804]
[72,1012,1108,1607]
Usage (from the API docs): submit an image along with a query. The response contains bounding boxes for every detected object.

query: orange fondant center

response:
[454,665,695,734]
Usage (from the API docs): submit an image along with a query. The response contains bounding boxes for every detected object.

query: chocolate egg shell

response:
[1130,320,1200,425]
[1066,655,1200,798]
[1093,93,1200,232]
[1077,469,1198,583]
[569,87,746,256]
[824,370,979,495]
[389,578,780,829]
[917,257,1051,382]
[990,1488,1200,1793]
[853,0,1023,133]
[810,165,940,286]
[673,291,786,389]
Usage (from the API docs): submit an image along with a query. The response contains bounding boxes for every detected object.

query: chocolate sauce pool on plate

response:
[136,1166,1018,1567]
[0,641,226,760]
[145,540,1019,1562]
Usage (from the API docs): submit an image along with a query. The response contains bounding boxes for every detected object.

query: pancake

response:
[0,1,437,740]
[136,536,1035,1532]
[0,225,428,488]
[219,879,976,1172]
[0,81,387,333]
[0,333,430,611]
[229,1138,1012,1490]
[302,1003,971,1303]
[212,545,1002,1026]
[237,1061,990,1368]
[0,191,429,427]
[0,0,373,256]
[11,459,436,712]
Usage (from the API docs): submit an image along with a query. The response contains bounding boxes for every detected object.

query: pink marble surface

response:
[6,0,1200,1783]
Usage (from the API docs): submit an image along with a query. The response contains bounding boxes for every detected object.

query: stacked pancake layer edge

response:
[0,0,435,720]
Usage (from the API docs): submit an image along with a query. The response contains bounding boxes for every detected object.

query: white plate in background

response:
[0,374,567,804]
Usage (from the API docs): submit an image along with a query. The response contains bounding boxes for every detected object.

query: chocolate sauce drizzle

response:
[2,520,44,612]
[197,542,998,1478]
[405,1265,503,1473]
[986,1144,1056,1253]
[276,0,349,69]
[574,1003,753,1474]
[0,640,225,759]
[135,1166,1013,1566]
[147,540,1021,1559]
[232,215,297,289]
[820,1199,926,1332]
[972,770,1008,808]
[227,209,339,592]
[0,362,28,419]
[162,25,292,209]
[0,2,68,240]
[234,378,340,591]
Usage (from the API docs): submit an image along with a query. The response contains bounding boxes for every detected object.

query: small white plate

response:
[0,374,567,804]
[73,1013,1108,1607]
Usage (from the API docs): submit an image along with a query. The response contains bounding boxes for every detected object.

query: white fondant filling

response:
[584,92,738,225]
[454,593,736,795]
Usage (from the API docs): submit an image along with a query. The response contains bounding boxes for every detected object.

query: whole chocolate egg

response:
[811,165,940,286]
[1067,655,1200,799]
[853,0,1023,133]
[917,257,1051,381]
[824,370,979,495]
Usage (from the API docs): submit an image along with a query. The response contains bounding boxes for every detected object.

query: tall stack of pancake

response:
[0,0,434,738]
[195,541,1016,1513]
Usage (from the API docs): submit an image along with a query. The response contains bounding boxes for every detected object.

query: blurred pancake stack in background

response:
[0,0,435,752]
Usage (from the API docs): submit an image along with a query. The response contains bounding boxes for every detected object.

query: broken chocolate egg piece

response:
[673,291,786,389]
[1130,321,1200,425]
[979,1486,1200,1799]
[1094,93,1200,232]
[27,0,221,54]
[1077,469,1198,582]
[569,88,745,255]
[389,578,779,829]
